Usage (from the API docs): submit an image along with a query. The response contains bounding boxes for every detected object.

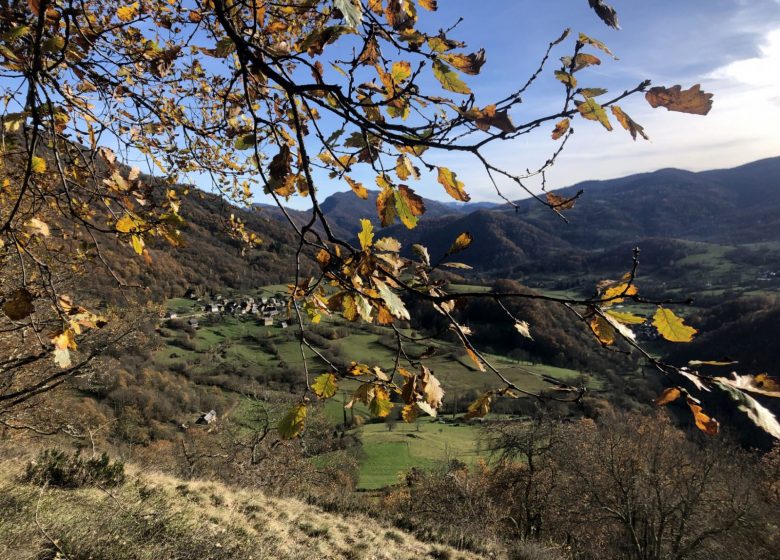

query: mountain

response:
[379,157,780,277]
[254,189,498,239]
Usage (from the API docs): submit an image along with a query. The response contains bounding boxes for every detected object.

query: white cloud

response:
[709,28,780,87]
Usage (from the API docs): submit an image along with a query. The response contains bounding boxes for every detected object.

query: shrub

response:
[24,449,125,488]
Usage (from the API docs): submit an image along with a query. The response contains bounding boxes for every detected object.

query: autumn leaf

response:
[602,282,638,304]
[587,0,620,29]
[551,118,570,140]
[52,329,76,368]
[646,84,713,115]
[590,315,616,346]
[432,59,470,94]
[575,98,612,130]
[376,187,397,226]
[577,32,617,58]
[546,192,576,210]
[580,88,608,98]
[375,279,410,320]
[465,347,486,372]
[312,373,338,399]
[31,156,46,173]
[611,105,649,141]
[436,166,470,202]
[3,288,35,320]
[714,372,780,398]
[605,310,646,324]
[24,218,50,237]
[554,70,577,88]
[514,320,532,339]
[442,49,486,75]
[345,176,368,199]
[464,391,493,419]
[686,397,719,435]
[278,403,307,439]
[334,0,363,29]
[715,381,780,439]
[572,53,601,71]
[358,218,374,250]
[390,60,411,83]
[653,387,682,406]
[653,307,697,343]
[369,385,394,417]
[394,185,425,229]
[374,237,401,253]
[116,3,139,22]
[445,232,473,256]
[418,0,437,11]
[401,403,418,423]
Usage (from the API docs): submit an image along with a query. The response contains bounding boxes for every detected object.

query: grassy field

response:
[353,418,487,489]
[154,288,597,489]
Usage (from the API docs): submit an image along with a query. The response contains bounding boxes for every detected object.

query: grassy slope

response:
[0,459,480,560]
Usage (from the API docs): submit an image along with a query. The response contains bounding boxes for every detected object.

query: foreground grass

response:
[0,458,480,560]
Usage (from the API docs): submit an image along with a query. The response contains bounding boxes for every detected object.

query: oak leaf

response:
[611,105,649,141]
[653,387,682,406]
[432,60,470,94]
[436,166,470,202]
[551,118,570,140]
[278,403,307,439]
[653,307,697,343]
[312,373,339,399]
[646,84,713,115]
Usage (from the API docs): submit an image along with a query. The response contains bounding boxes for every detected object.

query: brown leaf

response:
[546,192,576,210]
[436,167,470,202]
[464,391,493,419]
[472,104,516,133]
[654,387,682,406]
[376,187,397,226]
[611,105,649,141]
[587,0,620,29]
[686,397,719,435]
[646,84,713,115]
[590,315,616,346]
[551,118,570,140]
[442,49,486,75]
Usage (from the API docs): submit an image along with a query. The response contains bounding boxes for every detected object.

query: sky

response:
[267,0,780,207]
[410,0,780,202]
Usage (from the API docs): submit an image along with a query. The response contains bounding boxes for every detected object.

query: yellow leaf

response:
[369,385,394,417]
[436,166,470,202]
[653,307,697,343]
[116,214,136,233]
[602,282,638,304]
[401,403,418,423]
[576,98,612,131]
[432,59,470,94]
[116,3,139,22]
[653,387,682,406]
[441,49,486,75]
[464,391,493,419]
[131,235,144,255]
[345,176,368,199]
[312,373,338,399]
[278,403,307,439]
[446,232,472,255]
[390,60,411,83]
[605,310,646,324]
[31,156,46,174]
[357,218,374,250]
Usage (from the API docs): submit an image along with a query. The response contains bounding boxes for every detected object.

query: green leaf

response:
[234,134,256,150]
[278,403,307,439]
[393,185,425,229]
[369,386,394,417]
[653,307,697,343]
[432,60,470,94]
[312,373,339,399]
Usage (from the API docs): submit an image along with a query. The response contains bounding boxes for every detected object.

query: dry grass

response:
[0,457,481,560]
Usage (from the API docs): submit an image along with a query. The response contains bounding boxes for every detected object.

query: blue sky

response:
[409,0,780,202]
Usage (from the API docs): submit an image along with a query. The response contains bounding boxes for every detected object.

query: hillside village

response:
[164,289,289,329]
